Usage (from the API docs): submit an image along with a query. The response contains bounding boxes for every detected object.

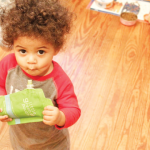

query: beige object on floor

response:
[144,13,150,24]
[95,0,114,9]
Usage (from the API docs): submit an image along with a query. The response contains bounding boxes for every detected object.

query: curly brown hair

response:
[0,0,73,51]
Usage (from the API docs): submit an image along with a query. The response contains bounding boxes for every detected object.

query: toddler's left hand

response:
[43,106,65,126]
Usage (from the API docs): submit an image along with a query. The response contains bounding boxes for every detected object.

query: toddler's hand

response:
[43,106,65,127]
[0,108,12,122]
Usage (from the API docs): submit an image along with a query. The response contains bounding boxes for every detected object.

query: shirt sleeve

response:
[0,56,7,95]
[0,53,17,95]
[55,82,81,129]
[54,69,81,129]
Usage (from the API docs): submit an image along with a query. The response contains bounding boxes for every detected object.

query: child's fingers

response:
[0,115,12,122]
[0,116,11,122]
[43,119,49,125]
[0,109,12,122]
[44,105,54,110]
[1,118,12,122]
[43,119,54,126]
[43,115,52,121]
[43,110,53,116]
[0,115,8,120]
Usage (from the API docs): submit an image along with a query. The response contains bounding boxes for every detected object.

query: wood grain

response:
[1,0,150,150]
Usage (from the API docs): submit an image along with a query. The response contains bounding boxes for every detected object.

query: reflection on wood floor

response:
[1,0,150,149]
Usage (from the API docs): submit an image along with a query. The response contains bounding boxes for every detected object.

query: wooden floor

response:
[1,0,150,150]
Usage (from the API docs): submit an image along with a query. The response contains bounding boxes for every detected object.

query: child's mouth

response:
[28,65,36,70]
[27,68,36,71]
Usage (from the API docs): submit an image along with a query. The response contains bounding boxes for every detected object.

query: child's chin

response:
[28,71,45,77]
[27,70,38,76]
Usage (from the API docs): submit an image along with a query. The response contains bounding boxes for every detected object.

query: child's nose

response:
[27,55,36,64]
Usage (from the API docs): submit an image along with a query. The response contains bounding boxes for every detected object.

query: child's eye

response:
[38,50,45,55]
[19,49,26,54]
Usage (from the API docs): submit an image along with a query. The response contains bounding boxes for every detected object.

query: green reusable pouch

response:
[0,88,53,125]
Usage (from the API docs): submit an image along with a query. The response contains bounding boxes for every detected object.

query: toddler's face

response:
[13,36,57,76]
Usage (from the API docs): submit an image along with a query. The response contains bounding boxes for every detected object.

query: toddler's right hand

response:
[0,108,12,122]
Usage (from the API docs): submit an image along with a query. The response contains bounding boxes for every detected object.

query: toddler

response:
[0,0,81,149]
